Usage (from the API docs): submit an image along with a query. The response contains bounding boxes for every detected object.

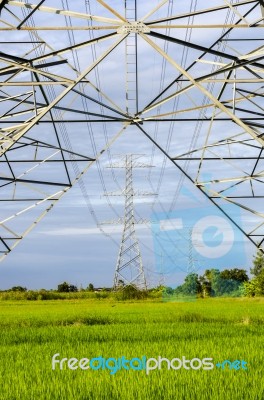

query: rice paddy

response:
[0,298,263,400]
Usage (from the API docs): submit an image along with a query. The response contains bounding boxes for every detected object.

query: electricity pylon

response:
[0,1,263,263]
[104,155,155,290]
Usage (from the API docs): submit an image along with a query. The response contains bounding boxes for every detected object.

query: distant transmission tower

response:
[104,155,155,290]
[158,252,166,287]
[178,227,202,275]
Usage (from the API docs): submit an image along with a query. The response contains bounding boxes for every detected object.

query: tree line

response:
[164,249,264,298]
[1,249,263,300]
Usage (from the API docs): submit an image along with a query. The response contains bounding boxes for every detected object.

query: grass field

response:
[0,298,263,400]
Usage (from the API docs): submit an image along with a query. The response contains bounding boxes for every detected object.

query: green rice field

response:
[0,298,263,400]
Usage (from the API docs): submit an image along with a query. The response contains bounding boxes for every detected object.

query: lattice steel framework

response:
[0,0,264,262]
[105,154,154,290]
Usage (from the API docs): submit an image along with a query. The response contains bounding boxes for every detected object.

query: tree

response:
[199,269,222,296]
[57,282,78,292]
[198,268,247,297]
[210,269,223,296]
[244,271,264,297]
[10,286,27,292]
[164,286,174,295]
[57,282,70,292]
[174,273,201,296]
[254,270,264,295]
[68,285,78,292]
[198,269,222,296]
[220,268,248,282]
[244,249,264,297]
[250,249,264,277]
[219,268,248,294]
[199,274,212,297]
[244,268,264,297]
[87,283,94,292]
[243,279,258,297]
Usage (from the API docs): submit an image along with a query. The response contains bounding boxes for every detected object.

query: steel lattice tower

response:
[104,154,155,290]
[114,155,145,289]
